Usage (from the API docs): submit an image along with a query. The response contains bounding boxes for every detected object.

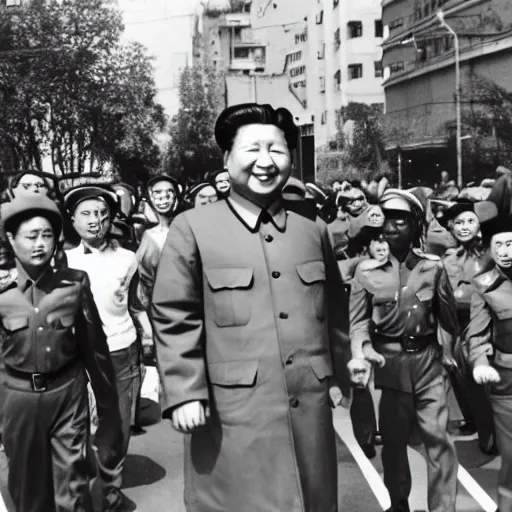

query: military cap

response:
[63,186,119,216]
[380,188,424,214]
[477,201,512,241]
[438,199,497,229]
[1,194,62,236]
[147,174,183,196]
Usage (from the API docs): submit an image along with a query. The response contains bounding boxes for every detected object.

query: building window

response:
[348,63,363,80]
[389,61,405,74]
[334,70,341,90]
[375,20,383,38]
[290,65,306,78]
[348,21,363,39]
[5,0,22,5]
[234,48,250,59]
[374,61,383,77]
[293,80,307,88]
[317,43,325,60]
[289,51,302,63]
[333,0,339,7]
[334,28,341,50]
[320,76,325,92]
[389,18,404,30]
[316,10,323,25]
[321,111,327,125]
[295,32,308,44]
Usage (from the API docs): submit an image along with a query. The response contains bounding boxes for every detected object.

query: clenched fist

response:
[473,365,501,385]
[171,400,210,434]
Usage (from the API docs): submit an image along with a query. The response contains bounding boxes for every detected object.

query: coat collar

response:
[16,260,54,292]
[227,191,287,233]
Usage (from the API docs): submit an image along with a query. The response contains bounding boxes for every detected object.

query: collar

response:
[387,250,420,271]
[81,239,117,254]
[227,191,287,233]
[16,260,54,292]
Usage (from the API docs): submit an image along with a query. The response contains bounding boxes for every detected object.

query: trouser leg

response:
[350,387,377,448]
[3,386,55,512]
[415,376,458,512]
[447,368,474,425]
[379,387,414,511]
[97,342,140,495]
[50,371,94,512]
[489,393,512,512]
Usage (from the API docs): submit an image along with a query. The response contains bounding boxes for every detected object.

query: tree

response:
[163,64,224,184]
[0,0,165,184]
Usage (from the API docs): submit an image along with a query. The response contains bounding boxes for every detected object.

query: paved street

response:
[0,379,502,512]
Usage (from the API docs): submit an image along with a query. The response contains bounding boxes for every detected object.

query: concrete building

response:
[382,0,512,186]
[306,0,385,149]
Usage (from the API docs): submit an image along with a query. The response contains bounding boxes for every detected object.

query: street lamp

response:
[437,10,462,188]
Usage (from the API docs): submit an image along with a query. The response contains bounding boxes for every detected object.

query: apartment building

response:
[382,0,512,185]
[306,0,385,149]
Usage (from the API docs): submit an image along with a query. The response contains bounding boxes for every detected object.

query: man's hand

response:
[362,344,386,368]
[171,401,210,434]
[473,365,501,385]
[348,358,372,387]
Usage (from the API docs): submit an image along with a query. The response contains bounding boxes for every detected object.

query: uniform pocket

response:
[296,261,326,320]
[208,359,258,387]
[204,268,253,327]
[309,353,333,381]
[416,288,434,302]
[2,315,29,332]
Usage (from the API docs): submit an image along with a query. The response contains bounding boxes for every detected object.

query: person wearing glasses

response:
[9,170,53,198]
[349,189,459,512]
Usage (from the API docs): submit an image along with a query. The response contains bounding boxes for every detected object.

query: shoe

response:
[479,433,499,455]
[130,425,146,436]
[361,443,376,459]
[103,489,137,511]
[373,431,383,446]
[456,420,477,436]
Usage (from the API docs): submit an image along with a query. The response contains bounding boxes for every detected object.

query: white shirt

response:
[66,241,138,352]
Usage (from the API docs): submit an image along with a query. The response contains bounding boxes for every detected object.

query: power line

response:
[124,12,195,25]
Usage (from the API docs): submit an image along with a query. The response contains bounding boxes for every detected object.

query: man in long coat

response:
[150,103,351,512]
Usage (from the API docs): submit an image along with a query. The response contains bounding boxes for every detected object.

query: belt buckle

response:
[31,373,47,392]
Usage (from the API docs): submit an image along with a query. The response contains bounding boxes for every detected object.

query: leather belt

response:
[372,333,435,353]
[4,359,80,392]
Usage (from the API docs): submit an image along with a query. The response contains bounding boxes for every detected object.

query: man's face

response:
[149,180,177,215]
[194,185,218,207]
[72,199,111,244]
[15,174,49,196]
[7,216,55,270]
[339,187,367,217]
[214,171,231,194]
[491,232,512,269]
[451,211,480,243]
[224,124,292,206]
[383,210,415,254]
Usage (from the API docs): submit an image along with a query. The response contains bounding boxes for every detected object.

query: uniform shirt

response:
[66,240,137,352]
[350,249,458,358]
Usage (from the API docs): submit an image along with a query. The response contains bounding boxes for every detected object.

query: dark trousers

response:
[96,341,141,494]
[3,367,93,512]
[379,376,457,512]
[350,387,377,447]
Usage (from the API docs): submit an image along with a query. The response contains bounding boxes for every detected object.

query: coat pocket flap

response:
[416,288,434,301]
[205,268,253,291]
[296,261,326,284]
[208,359,258,386]
[309,354,333,380]
[46,313,75,328]
[2,315,29,331]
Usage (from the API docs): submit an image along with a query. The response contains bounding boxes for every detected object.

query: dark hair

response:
[5,209,61,238]
[214,103,299,152]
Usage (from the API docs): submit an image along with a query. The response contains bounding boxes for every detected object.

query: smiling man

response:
[150,103,351,512]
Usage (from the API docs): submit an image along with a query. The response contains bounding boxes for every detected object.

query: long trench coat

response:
[151,199,350,512]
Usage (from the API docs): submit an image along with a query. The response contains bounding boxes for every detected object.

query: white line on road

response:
[457,464,497,512]
[333,415,391,510]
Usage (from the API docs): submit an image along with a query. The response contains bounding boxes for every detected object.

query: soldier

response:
[349,188,459,512]
[150,103,351,512]
[468,203,512,512]
[0,194,122,512]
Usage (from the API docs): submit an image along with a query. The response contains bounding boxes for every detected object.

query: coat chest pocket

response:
[296,261,326,320]
[416,288,434,303]
[205,268,253,327]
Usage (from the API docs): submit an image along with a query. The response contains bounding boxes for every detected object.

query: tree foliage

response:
[163,64,224,184]
[0,0,165,184]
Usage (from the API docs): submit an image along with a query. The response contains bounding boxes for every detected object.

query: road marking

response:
[333,416,391,510]
[457,464,497,512]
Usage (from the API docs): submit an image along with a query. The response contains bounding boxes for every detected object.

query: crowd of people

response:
[1,102,512,512]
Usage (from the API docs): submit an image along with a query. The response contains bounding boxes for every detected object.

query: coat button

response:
[272,271,281,279]
[289,398,299,408]
[279,312,288,319]
[37,326,43,332]
[34,307,39,313]
[264,234,273,242]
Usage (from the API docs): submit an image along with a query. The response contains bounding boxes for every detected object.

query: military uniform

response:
[0,195,122,512]
[350,248,459,512]
[468,266,512,512]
